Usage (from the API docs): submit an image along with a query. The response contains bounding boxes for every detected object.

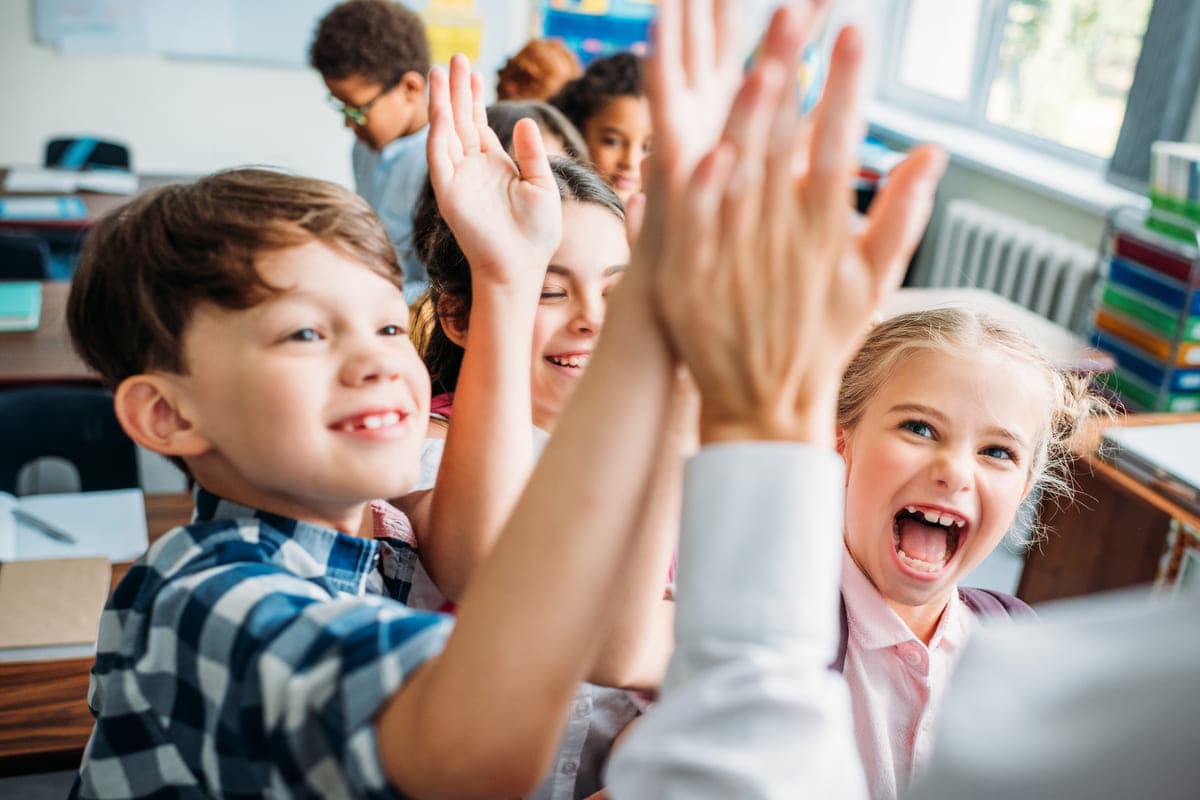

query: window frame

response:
[875,0,1148,171]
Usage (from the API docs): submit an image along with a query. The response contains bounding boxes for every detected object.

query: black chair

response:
[0,232,52,280]
[0,386,139,495]
[44,137,132,171]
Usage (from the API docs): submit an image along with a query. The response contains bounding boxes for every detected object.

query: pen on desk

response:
[12,508,78,545]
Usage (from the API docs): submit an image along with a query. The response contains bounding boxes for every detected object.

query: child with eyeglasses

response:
[310,0,434,303]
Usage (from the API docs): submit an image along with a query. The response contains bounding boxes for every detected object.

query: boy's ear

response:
[113,374,212,459]
[400,70,426,99]
[435,295,468,348]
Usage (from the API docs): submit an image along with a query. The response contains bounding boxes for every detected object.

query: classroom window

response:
[880,0,1155,166]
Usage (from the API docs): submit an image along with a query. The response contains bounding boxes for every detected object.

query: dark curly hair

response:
[411,157,623,396]
[309,0,431,87]
[549,52,644,135]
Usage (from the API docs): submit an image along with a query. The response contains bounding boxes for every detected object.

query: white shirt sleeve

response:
[607,442,868,799]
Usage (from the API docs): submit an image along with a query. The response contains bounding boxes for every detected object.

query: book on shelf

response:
[0,281,42,332]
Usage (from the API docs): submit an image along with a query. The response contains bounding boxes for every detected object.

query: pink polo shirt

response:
[840,546,976,800]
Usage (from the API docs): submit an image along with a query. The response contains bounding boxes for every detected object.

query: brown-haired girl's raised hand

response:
[426,53,561,291]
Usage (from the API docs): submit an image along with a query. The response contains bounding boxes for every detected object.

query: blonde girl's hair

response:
[837,308,1114,508]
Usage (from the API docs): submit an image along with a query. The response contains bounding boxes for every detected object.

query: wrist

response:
[469,280,539,320]
[698,393,838,450]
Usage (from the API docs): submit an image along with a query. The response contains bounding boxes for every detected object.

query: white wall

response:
[0,1,537,187]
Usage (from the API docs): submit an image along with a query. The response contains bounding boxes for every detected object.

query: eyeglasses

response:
[326,83,395,126]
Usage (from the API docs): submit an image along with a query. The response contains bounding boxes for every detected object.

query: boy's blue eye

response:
[901,419,934,438]
[379,324,403,336]
[287,328,322,343]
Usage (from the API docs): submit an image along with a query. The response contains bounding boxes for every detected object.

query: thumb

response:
[511,117,554,189]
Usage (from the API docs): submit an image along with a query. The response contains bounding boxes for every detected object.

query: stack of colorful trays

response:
[1093,223,1200,412]
[1148,142,1200,242]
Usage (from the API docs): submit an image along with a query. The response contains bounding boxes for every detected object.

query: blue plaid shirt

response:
[72,488,453,799]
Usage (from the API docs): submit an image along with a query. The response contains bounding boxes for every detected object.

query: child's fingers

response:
[714,63,786,301]
[469,71,492,151]
[803,26,865,225]
[717,60,786,166]
[859,144,947,292]
[652,0,683,94]
[426,67,460,180]
[511,117,553,189]
[449,54,480,153]
[624,191,646,246]
[682,0,715,86]
[713,0,740,69]
[758,2,816,67]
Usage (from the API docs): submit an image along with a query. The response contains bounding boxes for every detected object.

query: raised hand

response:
[652,7,947,448]
[426,54,561,291]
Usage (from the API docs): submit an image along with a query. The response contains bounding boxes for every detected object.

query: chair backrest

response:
[44,137,132,171]
[0,233,52,280]
[0,386,139,495]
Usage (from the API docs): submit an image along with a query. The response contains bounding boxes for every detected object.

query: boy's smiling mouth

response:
[545,352,591,371]
[330,408,411,437]
[891,504,969,575]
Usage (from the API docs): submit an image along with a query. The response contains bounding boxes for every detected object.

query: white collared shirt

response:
[841,550,973,799]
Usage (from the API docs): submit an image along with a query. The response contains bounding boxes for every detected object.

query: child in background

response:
[310,0,432,303]
[551,52,650,203]
[834,308,1107,799]
[488,100,589,161]
[498,37,583,101]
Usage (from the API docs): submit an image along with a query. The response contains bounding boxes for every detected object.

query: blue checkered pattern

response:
[71,488,453,799]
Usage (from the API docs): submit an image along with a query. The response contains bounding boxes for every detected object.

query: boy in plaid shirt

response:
[66,86,675,795]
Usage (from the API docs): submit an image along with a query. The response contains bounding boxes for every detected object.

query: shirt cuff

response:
[675,441,846,648]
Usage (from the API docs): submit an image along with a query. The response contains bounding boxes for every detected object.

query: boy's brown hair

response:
[67,168,400,391]
[309,0,431,87]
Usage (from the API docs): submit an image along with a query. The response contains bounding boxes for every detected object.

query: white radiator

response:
[925,199,1101,334]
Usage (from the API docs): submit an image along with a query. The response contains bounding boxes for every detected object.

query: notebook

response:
[0,556,110,661]
[0,281,42,332]
[3,166,137,195]
[0,489,150,563]
[0,196,88,221]
[1102,423,1200,516]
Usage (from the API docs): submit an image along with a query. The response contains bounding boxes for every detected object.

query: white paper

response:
[0,489,150,563]
[4,167,137,196]
[3,167,79,194]
[75,171,138,195]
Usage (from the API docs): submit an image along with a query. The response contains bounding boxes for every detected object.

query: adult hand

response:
[652,6,947,448]
[426,54,561,292]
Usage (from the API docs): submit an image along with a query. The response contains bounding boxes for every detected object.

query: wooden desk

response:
[0,281,95,386]
[0,170,188,233]
[0,492,192,777]
[1020,413,1200,604]
[885,287,1115,374]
